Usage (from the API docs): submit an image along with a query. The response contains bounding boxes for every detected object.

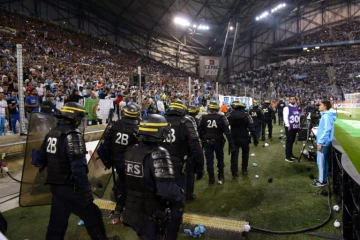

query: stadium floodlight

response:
[198,25,210,30]
[307,50,310,52]
[174,17,190,27]
[257,3,287,21]
[230,26,234,30]
[193,24,197,28]
[315,46,320,49]
[303,47,308,50]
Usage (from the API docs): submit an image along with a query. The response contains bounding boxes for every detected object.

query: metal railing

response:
[331,139,360,240]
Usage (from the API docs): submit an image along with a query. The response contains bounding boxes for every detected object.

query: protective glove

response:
[228,144,235,155]
[84,191,94,208]
[196,170,204,180]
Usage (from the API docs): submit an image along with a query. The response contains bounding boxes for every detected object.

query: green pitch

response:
[333,108,360,173]
[3,124,344,240]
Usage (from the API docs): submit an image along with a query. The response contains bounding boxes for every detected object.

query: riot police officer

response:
[121,114,185,240]
[276,99,286,126]
[186,105,201,202]
[198,101,234,184]
[188,105,200,126]
[261,100,275,141]
[99,103,140,222]
[163,100,204,238]
[228,101,259,178]
[32,102,119,240]
[249,100,263,140]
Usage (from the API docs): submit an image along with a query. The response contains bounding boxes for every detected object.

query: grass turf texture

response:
[334,108,360,173]
[3,124,344,240]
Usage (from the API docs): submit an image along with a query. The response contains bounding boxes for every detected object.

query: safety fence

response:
[331,139,360,240]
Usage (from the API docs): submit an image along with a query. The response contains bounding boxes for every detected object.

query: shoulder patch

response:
[125,160,144,178]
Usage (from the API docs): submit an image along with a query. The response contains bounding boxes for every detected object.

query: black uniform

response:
[34,123,111,240]
[248,106,263,140]
[122,145,185,239]
[102,118,138,211]
[198,109,234,184]
[163,109,204,239]
[261,103,275,140]
[186,107,202,202]
[228,107,258,177]
[276,100,286,126]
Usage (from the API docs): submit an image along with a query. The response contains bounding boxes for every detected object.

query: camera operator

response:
[310,104,321,127]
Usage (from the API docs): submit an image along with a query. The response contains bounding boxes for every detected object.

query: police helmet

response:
[167,100,188,115]
[60,102,85,123]
[253,100,259,107]
[264,100,271,104]
[208,101,220,112]
[188,105,199,116]
[123,102,140,118]
[138,114,171,142]
[231,101,246,109]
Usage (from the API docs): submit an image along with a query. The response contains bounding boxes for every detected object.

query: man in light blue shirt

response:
[311,100,337,187]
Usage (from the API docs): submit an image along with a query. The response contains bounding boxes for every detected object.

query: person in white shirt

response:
[36,82,44,99]
[283,95,301,162]
[0,93,9,136]
[157,99,165,116]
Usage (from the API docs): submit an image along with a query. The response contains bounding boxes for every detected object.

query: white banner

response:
[219,95,253,109]
[204,59,219,76]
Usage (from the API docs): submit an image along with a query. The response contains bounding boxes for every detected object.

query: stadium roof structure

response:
[64,0,301,56]
[2,0,358,73]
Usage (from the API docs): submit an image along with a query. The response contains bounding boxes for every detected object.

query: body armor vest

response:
[46,125,78,185]
[189,115,199,126]
[124,144,166,218]
[261,105,272,120]
[202,113,223,140]
[163,115,187,159]
[249,108,262,124]
[110,120,138,163]
[229,110,249,138]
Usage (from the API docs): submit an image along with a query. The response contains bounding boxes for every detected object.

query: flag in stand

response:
[84,98,100,121]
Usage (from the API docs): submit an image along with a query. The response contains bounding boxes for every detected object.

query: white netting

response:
[343,93,360,118]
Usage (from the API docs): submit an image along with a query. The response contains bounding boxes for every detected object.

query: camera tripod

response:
[298,120,318,163]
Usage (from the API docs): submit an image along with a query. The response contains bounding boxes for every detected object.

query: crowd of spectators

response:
[0,9,226,135]
[2,8,360,136]
[275,20,360,47]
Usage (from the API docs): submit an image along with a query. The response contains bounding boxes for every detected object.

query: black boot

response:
[208,172,215,184]
[109,203,124,225]
[218,168,225,183]
[261,137,265,141]
[232,172,238,179]
[242,168,248,175]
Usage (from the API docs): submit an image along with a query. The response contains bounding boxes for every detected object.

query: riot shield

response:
[19,113,58,207]
[87,123,113,198]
